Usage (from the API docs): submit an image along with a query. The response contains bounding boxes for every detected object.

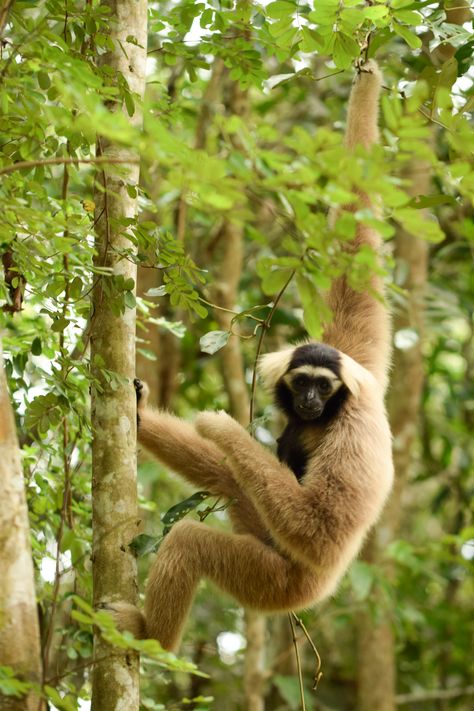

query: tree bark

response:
[90,2,147,708]
[0,340,43,711]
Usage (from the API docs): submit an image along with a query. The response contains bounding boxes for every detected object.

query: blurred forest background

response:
[0,1,473,710]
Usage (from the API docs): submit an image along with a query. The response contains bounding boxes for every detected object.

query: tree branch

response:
[0,155,139,177]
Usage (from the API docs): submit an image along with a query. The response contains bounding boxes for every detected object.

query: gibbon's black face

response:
[276,343,348,423]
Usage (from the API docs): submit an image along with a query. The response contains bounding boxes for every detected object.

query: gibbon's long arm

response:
[323,61,391,391]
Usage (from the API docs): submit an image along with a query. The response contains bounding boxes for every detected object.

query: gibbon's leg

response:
[195,411,316,556]
[141,519,316,651]
[136,383,270,541]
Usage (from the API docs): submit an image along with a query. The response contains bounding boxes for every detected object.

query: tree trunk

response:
[0,340,43,711]
[90,2,147,708]
[356,187,429,711]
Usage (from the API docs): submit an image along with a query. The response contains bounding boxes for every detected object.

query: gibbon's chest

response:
[277,421,326,481]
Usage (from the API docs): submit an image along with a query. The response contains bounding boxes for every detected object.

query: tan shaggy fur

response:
[109,61,394,652]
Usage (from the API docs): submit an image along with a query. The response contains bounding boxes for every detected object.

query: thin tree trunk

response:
[90,2,147,708]
[0,340,43,711]
[356,181,429,711]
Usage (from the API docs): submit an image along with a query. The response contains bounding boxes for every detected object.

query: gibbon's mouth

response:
[296,404,323,421]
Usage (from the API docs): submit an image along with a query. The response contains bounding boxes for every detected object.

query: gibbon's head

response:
[259,342,369,423]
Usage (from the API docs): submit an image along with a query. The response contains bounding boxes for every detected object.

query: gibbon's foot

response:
[355,58,380,77]
[98,601,147,640]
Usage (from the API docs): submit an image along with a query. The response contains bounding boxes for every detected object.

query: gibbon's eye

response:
[316,377,332,395]
[292,374,310,390]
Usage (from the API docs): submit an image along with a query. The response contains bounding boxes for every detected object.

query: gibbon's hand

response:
[134,378,149,412]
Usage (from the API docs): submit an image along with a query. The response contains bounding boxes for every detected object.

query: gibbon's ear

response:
[339,352,375,397]
[258,347,295,390]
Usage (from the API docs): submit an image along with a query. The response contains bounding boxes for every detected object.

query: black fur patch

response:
[277,424,308,481]
[288,342,342,375]
[274,343,349,481]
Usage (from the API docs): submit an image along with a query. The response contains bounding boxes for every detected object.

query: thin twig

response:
[0,0,15,36]
[0,155,139,176]
[288,613,306,711]
[396,685,474,705]
[249,264,299,423]
[291,612,323,691]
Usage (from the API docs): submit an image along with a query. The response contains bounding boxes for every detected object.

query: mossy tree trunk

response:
[90,1,147,708]
[0,341,43,711]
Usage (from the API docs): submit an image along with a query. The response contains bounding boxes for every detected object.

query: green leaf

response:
[124,90,135,117]
[333,33,359,70]
[51,317,70,332]
[261,267,293,296]
[69,276,83,300]
[393,9,422,25]
[266,1,295,20]
[38,71,51,89]
[31,337,42,356]
[393,23,422,49]
[364,5,389,20]
[393,208,444,243]
[148,316,186,338]
[300,26,322,53]
[408,194,457,209]
[296,274,321,339]
[145,286,167,298]
[200,330,230,355]
[129,533,161,556]
[200,8,214,27]
[161,491,210,527]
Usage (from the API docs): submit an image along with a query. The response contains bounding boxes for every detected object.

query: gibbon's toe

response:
[99,601,147,639]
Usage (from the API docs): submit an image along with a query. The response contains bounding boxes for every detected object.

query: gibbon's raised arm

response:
[108,62,393,654]
[323,61,391,391]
